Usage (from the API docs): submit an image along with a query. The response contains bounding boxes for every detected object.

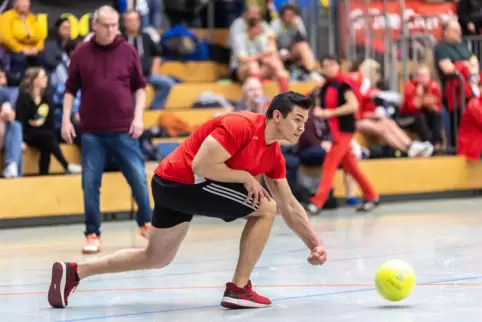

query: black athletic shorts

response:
[151,174,259,228]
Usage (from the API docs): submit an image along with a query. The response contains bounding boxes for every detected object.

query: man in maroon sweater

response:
[61,6,152,253]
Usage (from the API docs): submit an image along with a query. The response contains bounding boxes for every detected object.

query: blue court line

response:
[57,275,482,322]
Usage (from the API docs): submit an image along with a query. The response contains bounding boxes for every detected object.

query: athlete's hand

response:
[243,175,271,209]
[308,245,326,265]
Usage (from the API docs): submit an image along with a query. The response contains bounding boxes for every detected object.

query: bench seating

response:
[2,156,482,220]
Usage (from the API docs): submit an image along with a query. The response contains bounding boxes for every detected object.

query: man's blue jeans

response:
[148,74,175,110]
[2,120,23,176]
[81,132,152,236]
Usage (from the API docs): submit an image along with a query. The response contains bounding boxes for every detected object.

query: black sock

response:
[75,272,80,282]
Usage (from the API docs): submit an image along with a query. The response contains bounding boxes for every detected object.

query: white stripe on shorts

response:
[202,185,259,210]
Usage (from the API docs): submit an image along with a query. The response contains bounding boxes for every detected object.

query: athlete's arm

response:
[265,177,324,253]
[329,89,359,117]
[192,135,251,183]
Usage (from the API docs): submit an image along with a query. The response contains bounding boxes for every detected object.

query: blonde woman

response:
[15,67,81,175]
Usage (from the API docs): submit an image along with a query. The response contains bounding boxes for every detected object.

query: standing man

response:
[62,6,152,254]
[122,9,175,110]
[307,55,379,214]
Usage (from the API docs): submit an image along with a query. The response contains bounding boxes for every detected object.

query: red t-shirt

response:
[154,111,286,184]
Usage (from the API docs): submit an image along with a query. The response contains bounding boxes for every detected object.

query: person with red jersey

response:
[458,88,482,161]
[307,55,379,214]
[348,63,432,157]
[400,65,443,153]
[47,91,326,310]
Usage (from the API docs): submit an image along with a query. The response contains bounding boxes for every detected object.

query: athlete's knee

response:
[255,197,278,218]
[144,246,175,268]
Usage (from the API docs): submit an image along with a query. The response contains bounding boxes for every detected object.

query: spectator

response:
[43,17,74,83]
[0,68,19,107]
[50,41,82,147]
[15,67,81,175]
[434,20,473,148]
[230,18,289,92]
[270,4,321,81]
[138,0,162,29]
[122,10,175,110]
[235,77,269,113]
[0,88,23,178]
[228,5,273,48]
[62,6,152,253]
[434,20,472,86]
[458,84,482,160]
[350,63,433,157]
[457,0,482,35]
[0,0,44,81]
[399,65,443,154]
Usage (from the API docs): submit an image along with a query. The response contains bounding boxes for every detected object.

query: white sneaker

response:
[3,162,18,178]
[421,141,434,157]
[306,71,324,82]
[407,141,427,157]
[67,164,82,174]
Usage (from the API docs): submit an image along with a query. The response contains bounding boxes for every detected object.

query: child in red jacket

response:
[400,65,442,153]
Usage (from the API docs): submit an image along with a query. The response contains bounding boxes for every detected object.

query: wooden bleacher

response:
[2,156,482,220]
[147,81,320,109]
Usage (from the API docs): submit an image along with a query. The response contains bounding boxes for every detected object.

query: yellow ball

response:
[375,259,416,301]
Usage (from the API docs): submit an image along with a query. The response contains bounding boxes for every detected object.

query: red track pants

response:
[310,133,378,207]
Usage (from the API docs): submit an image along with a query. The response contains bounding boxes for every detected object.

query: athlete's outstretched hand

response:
[243,175,271,209]
[308,245,326,265]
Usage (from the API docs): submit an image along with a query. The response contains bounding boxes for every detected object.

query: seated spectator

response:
[0,90,23,178]
[270,4,321,81]
[228,5,273,48]
[0,0,45,81]
[235,77,269,112]
[44,37,83,147]
[399,65,443,154]
[15,67,81,175]
[0,68,19,107]
[42,17,75,81]
[351,63,433,157]
[230,18,289,92]
[434,20,472,149]
[122,9,175,110]
[458,84,482,160]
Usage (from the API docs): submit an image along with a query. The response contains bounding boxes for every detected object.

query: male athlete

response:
[308,55,379,214]
[48,91,327,309]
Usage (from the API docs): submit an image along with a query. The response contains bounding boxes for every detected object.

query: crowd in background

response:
[2,0,482,188]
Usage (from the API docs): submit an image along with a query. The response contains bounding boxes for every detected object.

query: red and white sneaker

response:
[48,262,79,308]
[220,280,272,309]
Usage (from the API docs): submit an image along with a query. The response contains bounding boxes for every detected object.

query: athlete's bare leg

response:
[232,197,278,287]
[77,223,190,279]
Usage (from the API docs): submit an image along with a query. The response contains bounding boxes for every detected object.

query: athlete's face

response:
[321,59,340,78]
[274,106,308,143]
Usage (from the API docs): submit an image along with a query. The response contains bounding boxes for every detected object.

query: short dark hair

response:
[320,54,340,65]
[266,91,312,119]
[280,4,299,17]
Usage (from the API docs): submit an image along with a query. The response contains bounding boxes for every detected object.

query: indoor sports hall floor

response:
[2,197,482,321]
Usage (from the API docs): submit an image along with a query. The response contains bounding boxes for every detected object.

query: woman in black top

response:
[15,67,81,175]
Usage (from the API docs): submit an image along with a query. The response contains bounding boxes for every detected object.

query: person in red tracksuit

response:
[458,92,482,161]
[307,55,379,214]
